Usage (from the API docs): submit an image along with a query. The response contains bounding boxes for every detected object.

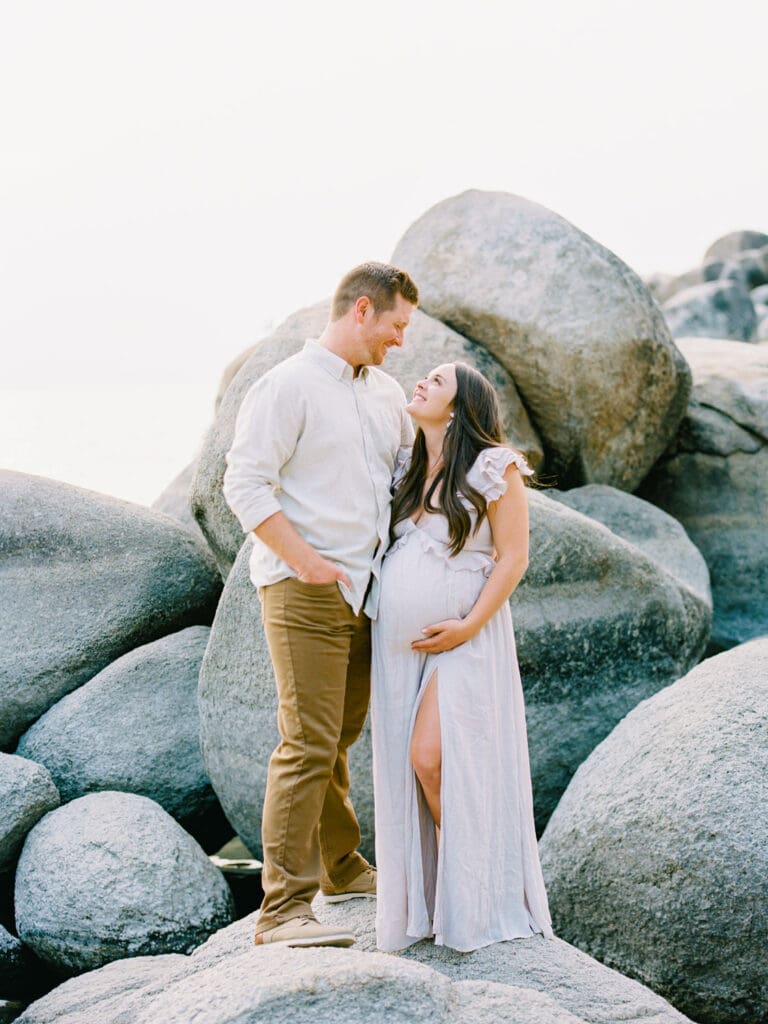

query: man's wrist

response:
[292,549,324,578]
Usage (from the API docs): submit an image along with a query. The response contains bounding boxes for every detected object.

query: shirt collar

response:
[303,339,369,382]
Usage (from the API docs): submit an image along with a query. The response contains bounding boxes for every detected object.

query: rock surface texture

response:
[637,337,768,648]
[648,231,768,335]
[0,472,222,750]
[391,189,690,489]
[662,280,757,341]
[0,755,59,874]
[539,638,768,1024]
[703,229,768,262]
[514,491,710,827]
[15,628,224,848]
[647,262,724,304]
[199,488,711,850]
[14,792,233,975]
[0,922,50,1001]
[0,1000,25,1023]
[192,300,542,575]
[547,484,711,608]
[719,245,768,293]
[152,461,209,548]
[14,898,692,1024]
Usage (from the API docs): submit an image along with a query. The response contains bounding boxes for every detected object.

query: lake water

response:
[0,385,217,508]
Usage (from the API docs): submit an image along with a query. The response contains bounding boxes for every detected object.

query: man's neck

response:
[316,325,364,376]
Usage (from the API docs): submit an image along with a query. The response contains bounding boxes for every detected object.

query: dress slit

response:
[405,660,441,939]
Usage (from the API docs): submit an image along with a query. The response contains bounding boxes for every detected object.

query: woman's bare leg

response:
[410,672,441,828]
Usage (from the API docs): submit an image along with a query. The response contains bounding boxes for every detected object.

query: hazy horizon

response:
[2,0,766,505]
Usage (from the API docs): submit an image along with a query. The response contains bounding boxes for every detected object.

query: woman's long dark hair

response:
[391,362,514,556]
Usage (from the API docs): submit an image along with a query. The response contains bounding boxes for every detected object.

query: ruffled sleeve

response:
[468,447,533,502]
[392,446,413,489]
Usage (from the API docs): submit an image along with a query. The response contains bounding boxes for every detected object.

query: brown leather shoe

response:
[254,916,355,948]
[322,865,377,903]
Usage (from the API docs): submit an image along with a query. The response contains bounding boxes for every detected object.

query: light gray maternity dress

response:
[371,446,553,952]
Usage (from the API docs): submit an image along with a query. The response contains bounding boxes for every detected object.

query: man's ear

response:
[354,295,372,323]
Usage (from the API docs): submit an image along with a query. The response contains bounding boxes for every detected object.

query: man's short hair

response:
[331,262,419,320]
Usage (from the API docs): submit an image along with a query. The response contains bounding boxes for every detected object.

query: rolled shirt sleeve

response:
[220,340,411,616]
[223,373,305,534]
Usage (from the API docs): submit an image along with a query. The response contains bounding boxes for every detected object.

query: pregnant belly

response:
[377,539,486,650]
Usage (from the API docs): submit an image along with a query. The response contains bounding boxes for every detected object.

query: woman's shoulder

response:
[467,446,534,501]
[473,445,534,475]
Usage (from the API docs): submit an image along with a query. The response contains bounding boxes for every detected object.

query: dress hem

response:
[376,925,553,956]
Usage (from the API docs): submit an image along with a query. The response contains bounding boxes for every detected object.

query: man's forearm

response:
[254,512,350,586]
[254,511,320,575]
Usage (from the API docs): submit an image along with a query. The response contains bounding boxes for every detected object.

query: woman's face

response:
[406,363,458,427]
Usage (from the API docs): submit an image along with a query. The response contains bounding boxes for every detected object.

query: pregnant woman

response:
[371,361,552,953]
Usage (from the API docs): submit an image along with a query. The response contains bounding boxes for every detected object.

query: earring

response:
[446,411,455,430]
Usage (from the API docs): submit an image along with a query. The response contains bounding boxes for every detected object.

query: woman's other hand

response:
[411,618,472,653]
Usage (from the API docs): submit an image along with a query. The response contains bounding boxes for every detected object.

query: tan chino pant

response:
[256,577,371,932]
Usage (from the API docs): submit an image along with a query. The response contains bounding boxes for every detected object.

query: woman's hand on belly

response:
[410,618,473,654]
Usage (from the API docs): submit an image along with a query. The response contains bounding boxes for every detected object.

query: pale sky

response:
[1,0,767,503]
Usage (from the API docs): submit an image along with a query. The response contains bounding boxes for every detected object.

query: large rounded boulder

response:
[314,899,691,1024]
[637,337,768,649]
[0,755,59,874]
[15,628,226,849]
[539,637,768,1024]
[391,189,691,490]
[191,300,542,575]
[547,484,711,608]
[515,491,710,828]
[14,792,233,975]
[199,489,710,851]
[0,473,222,750]
[12,900,693,1024]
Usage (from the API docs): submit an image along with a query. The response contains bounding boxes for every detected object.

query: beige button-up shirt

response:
[223,340,414,617]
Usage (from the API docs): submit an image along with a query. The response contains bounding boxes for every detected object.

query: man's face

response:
[360,293,414,366]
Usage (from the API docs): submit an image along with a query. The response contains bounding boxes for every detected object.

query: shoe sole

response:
[322,892,377,904]
[255,932,355,948]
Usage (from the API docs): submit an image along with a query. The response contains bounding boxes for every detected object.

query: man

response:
[223,262,418,948]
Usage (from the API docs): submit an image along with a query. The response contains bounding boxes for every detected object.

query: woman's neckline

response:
[408,466,445,527]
